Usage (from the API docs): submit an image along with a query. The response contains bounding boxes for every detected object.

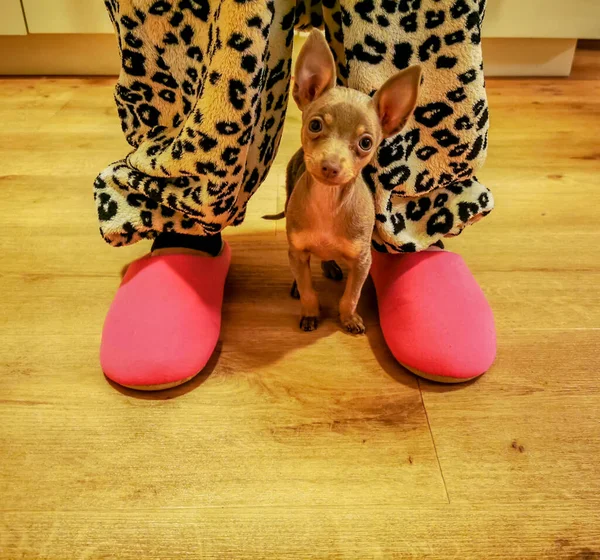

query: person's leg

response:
[98,0,301,389]
[321,0,496,381]
[97,0,300,245]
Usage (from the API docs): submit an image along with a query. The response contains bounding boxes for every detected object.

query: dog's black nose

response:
[321,161,340,179]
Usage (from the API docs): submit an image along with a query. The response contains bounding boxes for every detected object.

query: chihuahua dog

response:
[265,30,421,334]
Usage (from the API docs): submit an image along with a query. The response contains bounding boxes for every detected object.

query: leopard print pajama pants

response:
[95,0,493,252]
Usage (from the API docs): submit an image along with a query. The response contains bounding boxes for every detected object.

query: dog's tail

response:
[262,211,286,220]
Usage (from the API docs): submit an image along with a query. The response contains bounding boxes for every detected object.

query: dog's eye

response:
[308,118,323,133]
[358,135,373,152]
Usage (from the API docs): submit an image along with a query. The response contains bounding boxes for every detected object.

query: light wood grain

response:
[0,47,599,559]
[2,505,600,560]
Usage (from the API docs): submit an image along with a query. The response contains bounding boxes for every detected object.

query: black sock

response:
[151,232,222,256]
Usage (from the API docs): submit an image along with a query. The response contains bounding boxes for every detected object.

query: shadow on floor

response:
[105,341,222,400]
[109,231,480,397]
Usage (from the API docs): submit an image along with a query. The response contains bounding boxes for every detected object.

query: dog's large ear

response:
[293,30,336,111]
[373,65,422,138]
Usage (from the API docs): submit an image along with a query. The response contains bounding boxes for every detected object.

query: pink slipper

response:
[371,250,496,383]
[100,244,231,390]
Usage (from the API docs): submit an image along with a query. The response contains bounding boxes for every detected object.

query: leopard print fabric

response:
[95,0,493,251]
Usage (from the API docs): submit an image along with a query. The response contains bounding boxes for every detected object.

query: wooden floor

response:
[1,47,600,560]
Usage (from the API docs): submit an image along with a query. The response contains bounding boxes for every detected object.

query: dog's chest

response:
[290,227,362,261]
[288,199,364,260]
[286,174,373,261]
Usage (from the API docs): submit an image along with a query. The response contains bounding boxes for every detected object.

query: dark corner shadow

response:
[105,341,222,400]
[120,262,130,279]
[362,275,415,391]
[417,373,482,394]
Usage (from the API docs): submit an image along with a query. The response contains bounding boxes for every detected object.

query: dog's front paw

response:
[300,316,319,331]
[341,314,366,335]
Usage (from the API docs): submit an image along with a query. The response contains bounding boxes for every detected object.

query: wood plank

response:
[418,334,600,504]
[1,253,599,335]
[2,505,600,559]
[0,327,444,512]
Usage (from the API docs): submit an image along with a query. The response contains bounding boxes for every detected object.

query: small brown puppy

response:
[267,30,421,333]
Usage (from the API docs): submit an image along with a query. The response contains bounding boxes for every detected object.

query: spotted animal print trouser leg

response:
[95,0,493,252]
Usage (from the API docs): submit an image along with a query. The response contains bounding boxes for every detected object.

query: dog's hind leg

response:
[290,279,300,299]
[321,260,343,281]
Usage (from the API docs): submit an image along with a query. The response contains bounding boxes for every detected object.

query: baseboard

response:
[0,34,577,77]
[0,34,120,75]
[483,38,577,77]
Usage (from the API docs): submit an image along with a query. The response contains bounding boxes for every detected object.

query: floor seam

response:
[418,378,451,505]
